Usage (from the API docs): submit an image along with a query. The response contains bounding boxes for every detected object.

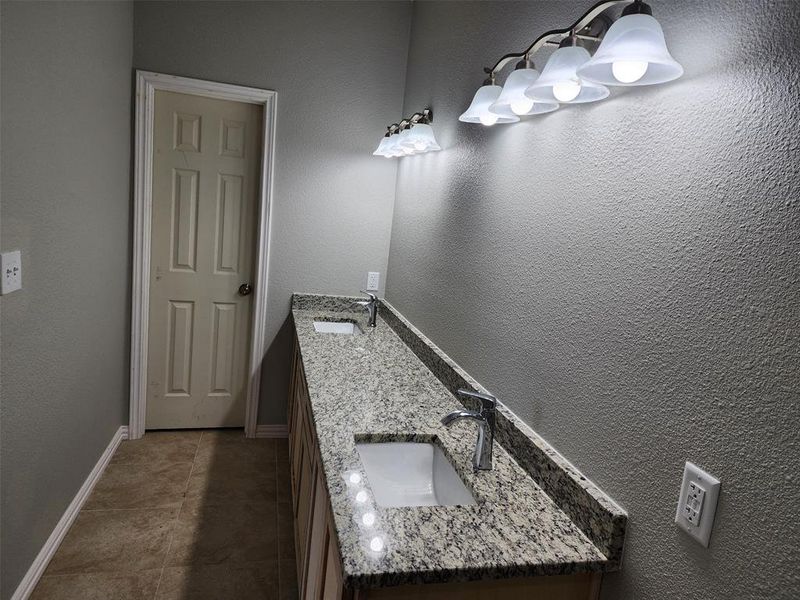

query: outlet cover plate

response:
[366,271,380,291]
[675,461,720,547]
[1,250,22,294]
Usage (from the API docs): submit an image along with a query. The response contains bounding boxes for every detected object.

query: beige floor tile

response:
[196,429,250,446]
[186,464,277,506]
[191,446,276,479]
[156,562,279,600]
[279,558,299,600]
[46,508,177,575]
[194,435,276,468]
[31,570,161,600]
[111,431,201,465]
[167,500,278,567]
[84,460,192,510]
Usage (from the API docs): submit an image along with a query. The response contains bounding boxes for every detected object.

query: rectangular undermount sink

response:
[356,442,475,508]
[313,320,361,335]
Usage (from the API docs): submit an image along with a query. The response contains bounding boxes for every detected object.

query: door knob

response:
[238,283,253,296]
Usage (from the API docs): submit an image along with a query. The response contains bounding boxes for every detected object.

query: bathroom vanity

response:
[287,294,626,600]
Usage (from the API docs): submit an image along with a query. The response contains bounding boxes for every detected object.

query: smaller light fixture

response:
[577,0,683,86]
[373,109,440,158]
[372,133,394,158]
[525,37,609,104]
[348,472,362,485]
[396,125,415,155]
[400,114,441,153]
[459,75,519,126]
[361,512,376,527]
[355,490,369,503]
[489,59,559,118]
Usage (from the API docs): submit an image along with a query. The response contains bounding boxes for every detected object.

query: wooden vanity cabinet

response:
[289,341,347,600]
[288,340,601,600]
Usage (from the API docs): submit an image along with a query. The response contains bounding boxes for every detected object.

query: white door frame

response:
[130,70,277,439]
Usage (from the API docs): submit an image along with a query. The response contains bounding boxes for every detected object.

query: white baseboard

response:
[11,425,129,600]
[254,424,288,438]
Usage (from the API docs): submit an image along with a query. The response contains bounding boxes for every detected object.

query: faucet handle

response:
[359,290,378,301]
[457,388,496,412]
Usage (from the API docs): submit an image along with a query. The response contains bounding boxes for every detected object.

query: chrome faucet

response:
[441,389,497,471]
[353,290,379,328]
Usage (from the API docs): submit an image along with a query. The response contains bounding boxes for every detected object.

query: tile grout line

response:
[152,430,204,600]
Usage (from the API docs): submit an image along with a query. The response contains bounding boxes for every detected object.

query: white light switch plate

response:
[675,461,720,547]
[366,272,380,291]
[1,250,22,294]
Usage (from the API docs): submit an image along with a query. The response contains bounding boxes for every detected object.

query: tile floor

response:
[31,430,297,599]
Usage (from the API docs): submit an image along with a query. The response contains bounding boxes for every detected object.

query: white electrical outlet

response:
[366,271,380,291]
[1,250,22,295]
[675,461,720,547]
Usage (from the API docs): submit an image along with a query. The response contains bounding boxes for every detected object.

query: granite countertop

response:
[291,294,625,588]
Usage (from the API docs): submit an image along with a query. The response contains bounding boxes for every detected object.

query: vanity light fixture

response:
[525,38,610,104]
[460,0,682,126]
[459,74,519,126]
[488,59,559,117]
[373,108,441,157]
[576,0,683,85]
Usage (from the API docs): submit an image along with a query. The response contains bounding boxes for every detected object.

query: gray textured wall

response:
[0,2,133,597]
[133,0,412,426]
[387,1,800,598]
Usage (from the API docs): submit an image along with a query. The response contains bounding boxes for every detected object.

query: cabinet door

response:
[290,387,304,513]
[288,339,299,436]
[304,466,330,600]
[296,429,317,597]
[322,514,344,600]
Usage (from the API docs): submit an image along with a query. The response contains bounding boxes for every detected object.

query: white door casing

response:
[131,71,276,438]
[146,91,260,429]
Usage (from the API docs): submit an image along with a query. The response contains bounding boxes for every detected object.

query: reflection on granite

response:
[291,293,626,588]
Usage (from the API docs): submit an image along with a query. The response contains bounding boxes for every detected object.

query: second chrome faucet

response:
[353,290,379,328]
[441,389,497,471]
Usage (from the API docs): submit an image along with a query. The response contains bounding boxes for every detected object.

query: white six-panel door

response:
[146,90,261,429]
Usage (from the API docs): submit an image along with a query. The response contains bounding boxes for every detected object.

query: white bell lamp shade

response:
[459,84,519,126]
[384,134,404,157]
[396,128,415,155]
[525,46,609,104]
[400,123,441,153]
[373,136,393,157]
[489,68,559,117]
[576,14,683,86]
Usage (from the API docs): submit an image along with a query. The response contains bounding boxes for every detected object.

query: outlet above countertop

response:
[290,293,627,588]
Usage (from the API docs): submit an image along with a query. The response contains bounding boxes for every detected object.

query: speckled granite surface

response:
[291,293,626,588]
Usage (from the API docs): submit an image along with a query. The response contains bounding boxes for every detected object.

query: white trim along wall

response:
[10,427,129,600]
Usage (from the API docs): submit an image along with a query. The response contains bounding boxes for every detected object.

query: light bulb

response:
[369,536,384,552]
[355,490,368,503]
[612,60,649,83]
[510,98,535,115]
[348,473,361,485]
[362,512,376,527]
[552,80,581,102]
[479,112,499,126]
